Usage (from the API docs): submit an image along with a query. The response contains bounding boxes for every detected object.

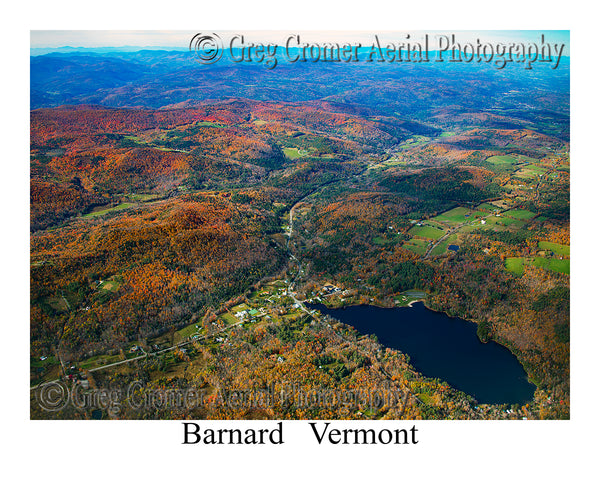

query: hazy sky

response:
[31,30,570,53]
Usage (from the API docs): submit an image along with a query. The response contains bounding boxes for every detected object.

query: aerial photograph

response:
[30,30,570,421]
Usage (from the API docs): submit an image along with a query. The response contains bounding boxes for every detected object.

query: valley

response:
[30,51,570,420]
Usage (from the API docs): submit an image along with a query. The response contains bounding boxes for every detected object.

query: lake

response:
[311,301,535,405]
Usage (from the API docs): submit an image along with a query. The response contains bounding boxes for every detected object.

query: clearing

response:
[408,225,445,240]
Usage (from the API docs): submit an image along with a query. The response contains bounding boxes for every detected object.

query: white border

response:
[5,0,598,477]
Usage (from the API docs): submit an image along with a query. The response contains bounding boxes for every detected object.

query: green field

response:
[476,203,498,212]
[175,322,204,339]
[381,158,407,167]
[523,164,547,174]
[398,135,430,149]
[458,223,494,233]
[283,147,307,159]
[196,121,225,128]
[84,203,134,217]
[539,241,570,256]
[503,208,537,220]
[408,225,445,240]
[220,312,239,325]
[373,235,399,246]
[402,238,430,255]
[100,278,122,292]
[231,303,249,312]
[505,257,526,275]
[125,193,160,202]
[432,207,480,225]
[486,215,525,228]
[505,257,570,276]
[515,166,546,179]
[76,353,123,371]
[486,155,519,165]
[423,219,447,229]
[545,258,570,274]
[430,234,458,256]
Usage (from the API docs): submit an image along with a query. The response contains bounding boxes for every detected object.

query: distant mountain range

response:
[30,46,189,56]
[30,49,569,142]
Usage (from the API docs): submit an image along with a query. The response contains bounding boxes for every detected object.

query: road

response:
[423,160,558,259]
[423,208,503,259]
[30,319,244,389]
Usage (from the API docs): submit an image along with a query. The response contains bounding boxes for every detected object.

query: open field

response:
[221,312,240,325]
[76,353,123,371]
[539,241,570,256]
[231,303,250,312]
[379,158,407,167]
[397,135,430,149]
[423,219,447,229]
[432,207,483,226]
[176,322,204,339]
[486,155,520,165]
[503,208,537,220]
[125,193,161,202]
[83,203,134,217]
[476,203,499,212]
[100,278,121,292]
[505,256,570,276]
[283,147,306,159]
[373,235,400,246]
[408,225,445,240]
[430,234,458,256]
[196,121,225,128]
[402,238,430,255]
[484,215,525,228]
[515,165,547,179]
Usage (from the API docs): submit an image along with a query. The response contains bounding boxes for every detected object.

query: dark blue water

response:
[312,301,535,405]
[448,244,460,252]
